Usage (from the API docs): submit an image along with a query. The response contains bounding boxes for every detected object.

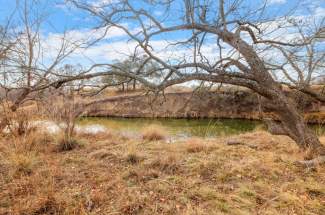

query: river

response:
[78,117,325,138]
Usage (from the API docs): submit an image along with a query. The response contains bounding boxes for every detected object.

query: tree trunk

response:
[220,30,325,158]
[133,79,136,90]
[10,88,30,111]
[268,93,325,157]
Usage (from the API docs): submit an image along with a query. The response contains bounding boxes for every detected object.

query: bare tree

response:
[266,18,325,102]
[67,0,325,158]
[0,0,89,133]
[101,56,161,93]
[41,86,86,150]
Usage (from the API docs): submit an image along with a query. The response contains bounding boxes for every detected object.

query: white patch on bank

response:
[32,120,107,134]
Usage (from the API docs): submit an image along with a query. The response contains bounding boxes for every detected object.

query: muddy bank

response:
[85,91,325,123]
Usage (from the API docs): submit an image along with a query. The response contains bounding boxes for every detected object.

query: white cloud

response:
[39,1,324,83]
[87,0,118,12]
[268,0,287,5]
[41,28,225,69]
[315,7,325,17]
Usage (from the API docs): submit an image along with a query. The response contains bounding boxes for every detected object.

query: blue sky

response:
[0,0,324,67]
[1,0,323,35]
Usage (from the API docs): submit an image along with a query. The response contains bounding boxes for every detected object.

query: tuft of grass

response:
[141,124,168,141]
[8,151,39,177]
[56,137,80,152]
[119,191,147,215]
[148,154,182,174]
[77,130,113,141]
[188,187,219,201]
[5,129,54,154]
[125,152,143,164]
[215,200,230,213]
[22,193,62,215]
[125,143,144,164]
[89,148,117,160]
[123,168,159,183]
[196,161,218,180]
[185,137,206,153]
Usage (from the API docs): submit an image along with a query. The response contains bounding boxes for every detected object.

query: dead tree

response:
[67,0,325,158]
[0,1,84,121]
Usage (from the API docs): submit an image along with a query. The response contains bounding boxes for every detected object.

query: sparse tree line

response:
[0,0,324,163]
[101,56,161,92]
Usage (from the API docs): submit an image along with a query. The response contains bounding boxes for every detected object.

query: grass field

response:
[0,128,325,214]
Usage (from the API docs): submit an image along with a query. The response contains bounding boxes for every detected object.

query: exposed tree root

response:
[295,156,325,168]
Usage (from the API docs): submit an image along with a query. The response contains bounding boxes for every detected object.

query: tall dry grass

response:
[185,137,207,153]
[0,109,324,215]
[141,124,168,141]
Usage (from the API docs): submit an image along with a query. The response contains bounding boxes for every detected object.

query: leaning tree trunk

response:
[219,29,325,158]
[267,92,325,157]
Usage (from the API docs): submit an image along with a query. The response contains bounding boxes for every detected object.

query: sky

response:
[0,0,322,32]
[0,0,324,74]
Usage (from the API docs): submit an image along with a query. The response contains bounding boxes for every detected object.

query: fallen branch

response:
[294,156,325,168]
[226,139,258,149]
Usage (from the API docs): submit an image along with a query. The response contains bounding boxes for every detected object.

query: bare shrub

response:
[42,88,85,151]
[0,107,36,137]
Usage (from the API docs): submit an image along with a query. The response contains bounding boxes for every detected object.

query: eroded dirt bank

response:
[85,91,325,123]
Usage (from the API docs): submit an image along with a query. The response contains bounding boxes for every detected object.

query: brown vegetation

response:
[70,0,325,157]
[1,129,324,214]
[141,125,168,141]
[185,137,208,153]
[1,1,324,213]
[85,90,325,124]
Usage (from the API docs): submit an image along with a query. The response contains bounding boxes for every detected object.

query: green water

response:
[79,117,261,137]
[78,117,325,137]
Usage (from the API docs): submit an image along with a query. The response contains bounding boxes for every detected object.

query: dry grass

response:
[7,151,39,177]
[148,153,182,174]
[1,129,325,214]
[141,124,168,141]
[185,137,207,153]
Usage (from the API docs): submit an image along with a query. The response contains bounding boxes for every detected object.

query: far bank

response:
[85,90,325,124]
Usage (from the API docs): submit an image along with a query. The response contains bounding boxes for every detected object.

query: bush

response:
[185,138,206,153]
[2,109,36,137]
[15,130,54,152]
[141,125,167,141]
[8,151,39,177]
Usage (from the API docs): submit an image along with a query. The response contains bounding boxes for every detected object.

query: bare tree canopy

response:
[0,0,89,111]
[65,0,325,157]
[0,0,324,158]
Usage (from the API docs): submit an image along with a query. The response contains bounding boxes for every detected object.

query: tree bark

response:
[220,29,325,157]
[268,93,325,157]
[133,79,136,90]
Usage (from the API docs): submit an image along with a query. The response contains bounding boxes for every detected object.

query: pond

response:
[78,117,325,138]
